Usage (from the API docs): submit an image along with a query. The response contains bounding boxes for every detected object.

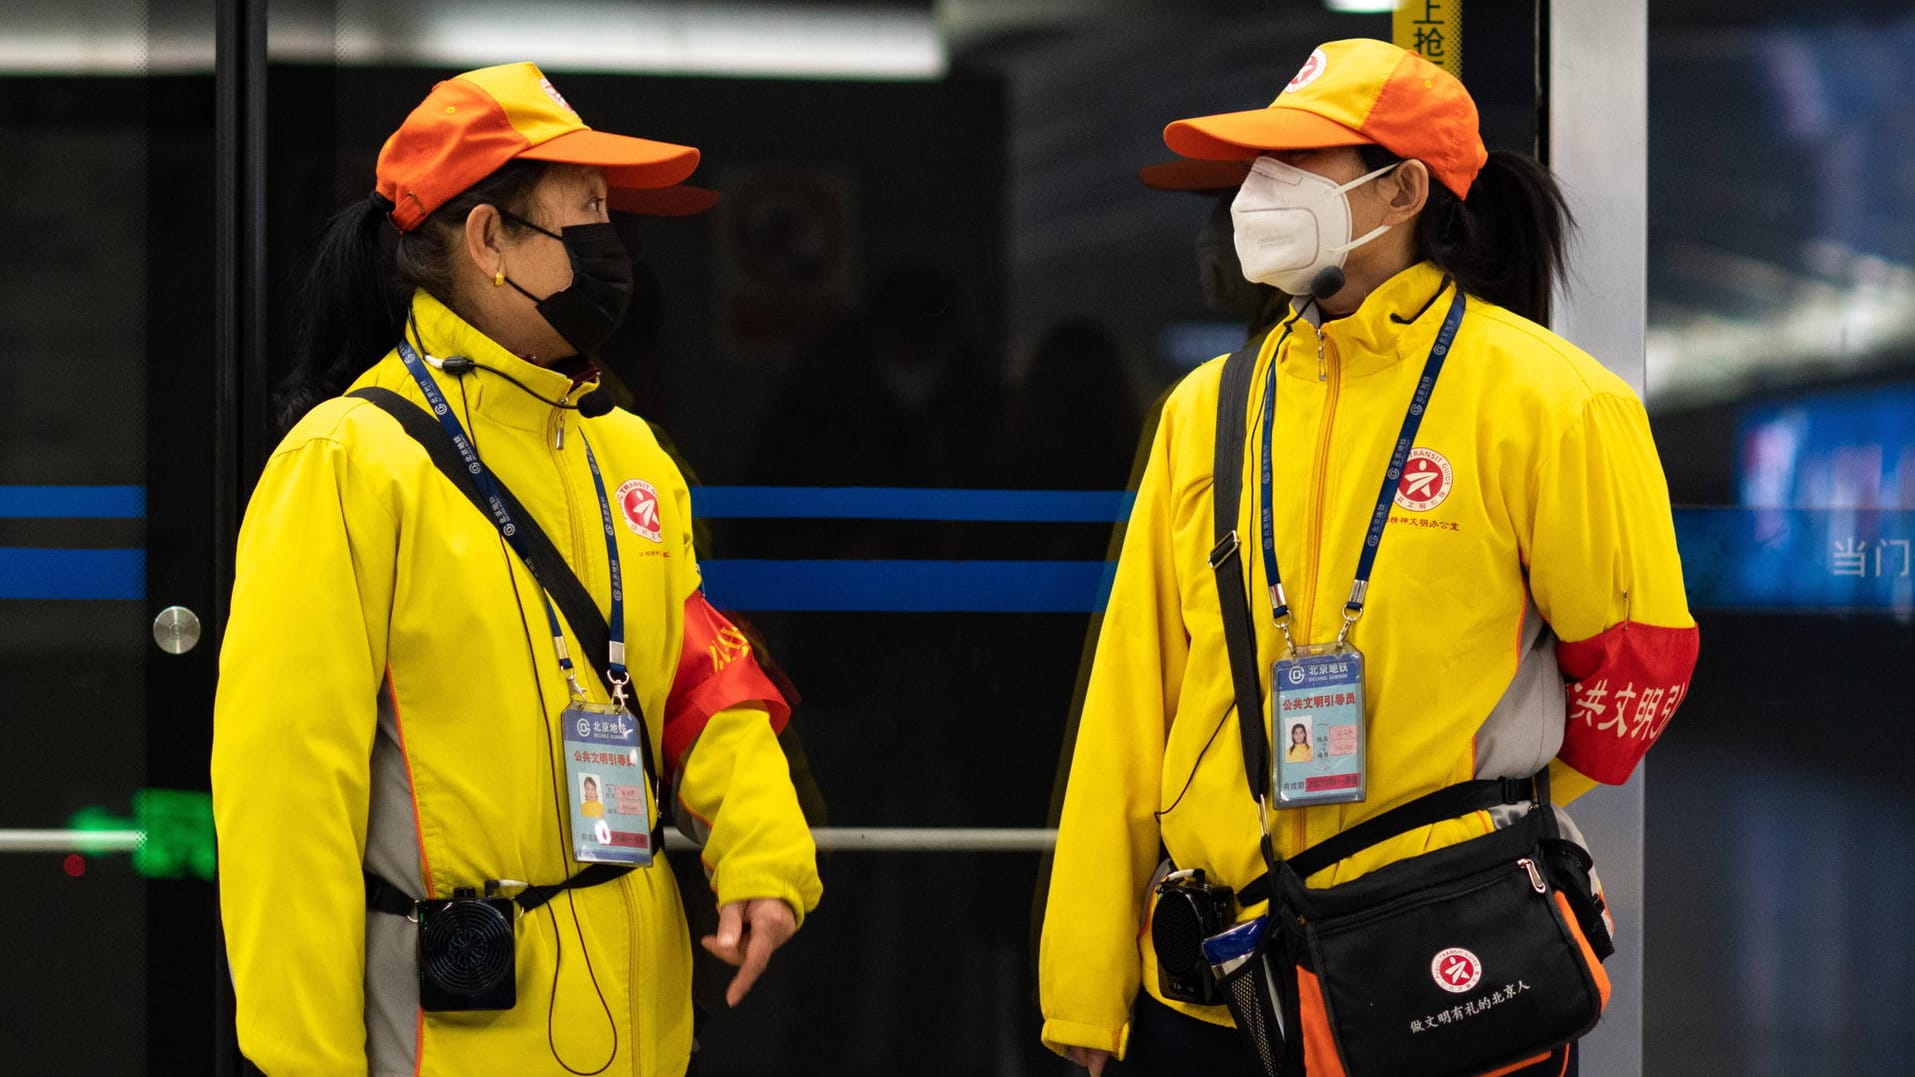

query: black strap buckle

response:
[365,871,418,918]
[1209,530,1242,570]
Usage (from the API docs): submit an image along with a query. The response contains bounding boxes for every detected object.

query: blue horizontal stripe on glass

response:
[692,486,1134,523]
[0,548,145,600]
[7,507,1907,613]
[701,559,1117,613]
[698,510,1915,614]
[1672,507,1913,612]
[0,485,146,519]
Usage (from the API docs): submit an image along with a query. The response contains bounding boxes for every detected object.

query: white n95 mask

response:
[1230,155,1400,297]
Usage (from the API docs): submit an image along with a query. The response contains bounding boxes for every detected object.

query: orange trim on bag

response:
[1478,1050,1555,1076]
[1295,967,1348,1077]
[1555,891,1613,1009]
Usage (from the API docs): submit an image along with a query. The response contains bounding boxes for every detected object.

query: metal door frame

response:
[1549,3,1650,1075]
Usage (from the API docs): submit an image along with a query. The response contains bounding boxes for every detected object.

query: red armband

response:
[663,590,790,771]
[1556,621,1699,785]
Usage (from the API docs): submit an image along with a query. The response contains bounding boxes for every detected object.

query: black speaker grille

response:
[421,902,514,994]
[1152,894,1207,975]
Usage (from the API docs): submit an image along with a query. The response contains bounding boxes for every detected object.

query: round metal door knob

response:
[153,606,202,655]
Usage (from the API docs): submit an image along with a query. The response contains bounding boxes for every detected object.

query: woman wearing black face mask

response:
[217,63,821,1077]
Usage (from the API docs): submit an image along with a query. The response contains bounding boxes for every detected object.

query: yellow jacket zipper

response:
[1299,326,1340,646]
[1296,325,1340,855]
[555,400,645,1072]
[550,408,594,606]
[621,872,643,1074]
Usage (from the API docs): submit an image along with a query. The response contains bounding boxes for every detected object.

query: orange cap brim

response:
[609,184,720,217]
[1165,106,1370,160]
[518,127,701,190]
[1138,159,1253,192]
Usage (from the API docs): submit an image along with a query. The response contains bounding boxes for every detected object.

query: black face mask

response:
[499,211,634,357]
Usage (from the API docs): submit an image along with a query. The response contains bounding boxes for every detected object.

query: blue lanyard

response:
[1258,289,1465,650]
[396,340,631,704]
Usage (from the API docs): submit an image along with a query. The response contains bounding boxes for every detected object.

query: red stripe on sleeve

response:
[1555,620,1699,785]
[663,590,790,771]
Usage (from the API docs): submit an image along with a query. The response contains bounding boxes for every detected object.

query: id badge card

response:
[1272,643,1367,807]
[560,701,655,866]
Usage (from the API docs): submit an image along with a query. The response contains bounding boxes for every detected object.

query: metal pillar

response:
[1549,3,1649,1076]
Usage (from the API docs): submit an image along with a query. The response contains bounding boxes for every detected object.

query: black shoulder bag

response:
[1205,343,1615,1077]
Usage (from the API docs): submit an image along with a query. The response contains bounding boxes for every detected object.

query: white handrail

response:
[0,829,143,853]
[0,827,1059,855]
[787,827,1057,852]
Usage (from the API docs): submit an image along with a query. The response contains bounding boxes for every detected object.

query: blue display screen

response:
[1693,383,1915,613]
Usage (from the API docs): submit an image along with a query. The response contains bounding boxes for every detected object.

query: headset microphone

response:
[425,353,613,416]
[1309,266,1346,301]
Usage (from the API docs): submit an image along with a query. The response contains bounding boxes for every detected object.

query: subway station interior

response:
[3,1,1914,1074]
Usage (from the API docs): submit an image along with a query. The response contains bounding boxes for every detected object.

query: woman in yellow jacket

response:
[1039,39,1698,1076]
[212,63,821,1076]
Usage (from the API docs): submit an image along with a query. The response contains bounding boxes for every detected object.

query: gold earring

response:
[493,269,505,287]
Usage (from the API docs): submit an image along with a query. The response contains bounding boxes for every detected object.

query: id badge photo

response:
[560,700,655,866]
[1272,643,1367,807]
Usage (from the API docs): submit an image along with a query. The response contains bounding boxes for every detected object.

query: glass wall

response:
[1644,5,1915,1074]
[5,1,1913,1074]
[0,1,219,1072]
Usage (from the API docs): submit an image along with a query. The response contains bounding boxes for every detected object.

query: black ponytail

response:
[276,198,395,432]
[1359,145,1573,326]
[275,159,550,434]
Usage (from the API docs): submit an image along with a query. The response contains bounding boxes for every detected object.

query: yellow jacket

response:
[1038,264,1697,1058]
[213,292,822,1076]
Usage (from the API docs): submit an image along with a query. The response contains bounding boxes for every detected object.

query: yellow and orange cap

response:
[1163,38,1487,199]
[374,62,716,232]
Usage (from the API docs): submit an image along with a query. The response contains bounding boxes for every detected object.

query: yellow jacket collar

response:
[405,290,600,433]
[1277,262,1456,382]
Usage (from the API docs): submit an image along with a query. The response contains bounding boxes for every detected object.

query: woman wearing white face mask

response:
[1039,38,1697,1076]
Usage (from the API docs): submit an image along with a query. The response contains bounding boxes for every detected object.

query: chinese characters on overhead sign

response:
[1832,537,1912,579]
[1672,509,1915,614]
[1395,0,1463,76]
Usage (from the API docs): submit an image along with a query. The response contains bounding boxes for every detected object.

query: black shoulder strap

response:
[349,387,656,902]
[348,389,627,717]
[1234,774,1545,906]
[365,860,655,915]
[364,869,417,917]
[508,863,642,912]
[1201,358,1551,908]
[1208,347,1268,803]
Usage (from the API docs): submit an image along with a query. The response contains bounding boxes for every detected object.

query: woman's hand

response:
[1067,1046,1113,1075]
[700,898,798,1006]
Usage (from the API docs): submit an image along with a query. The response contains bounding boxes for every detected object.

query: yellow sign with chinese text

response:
[1395,0,1463,76]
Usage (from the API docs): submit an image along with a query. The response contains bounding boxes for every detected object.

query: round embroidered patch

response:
[1288,49,1329,92]
[1394,447,1454,512]
[1432,947,1483,994]
[539,77,574,114]
[615,479,664,543]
